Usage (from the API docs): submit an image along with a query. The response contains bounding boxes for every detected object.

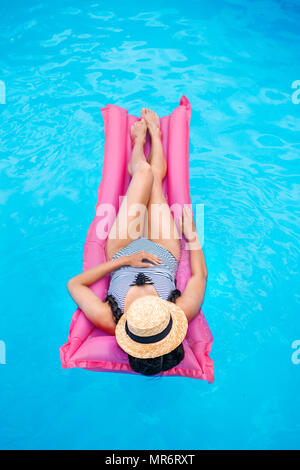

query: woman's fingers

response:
[145,252,162,265]
[138,251,161,265]
[184,206,192,220]
[148,255,161,265]
[139,261,154,267]
[128,251,162,267]
[179,207,196,240]
[178,216,183,234]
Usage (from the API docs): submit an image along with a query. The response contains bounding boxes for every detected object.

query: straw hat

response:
[115,295,188,359]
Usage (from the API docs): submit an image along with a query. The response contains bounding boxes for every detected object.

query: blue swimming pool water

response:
[1,0,299,450]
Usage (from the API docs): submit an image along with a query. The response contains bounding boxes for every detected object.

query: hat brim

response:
[115,299,188,359]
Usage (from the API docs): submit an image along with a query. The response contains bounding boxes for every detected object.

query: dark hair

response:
[105,285,184,376]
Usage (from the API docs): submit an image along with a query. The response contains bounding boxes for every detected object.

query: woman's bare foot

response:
[142,108,166,180]
[128,118,147,176]
[130,118,147,144]
[141,108,161,139]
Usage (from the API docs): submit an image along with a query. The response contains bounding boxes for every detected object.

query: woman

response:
[67,108,207,376]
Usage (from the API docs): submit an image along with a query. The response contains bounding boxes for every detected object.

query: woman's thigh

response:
[105,162,154,260]
[147,178,181,261]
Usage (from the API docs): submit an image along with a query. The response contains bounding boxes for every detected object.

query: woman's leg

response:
[106,119,154,260]
[142,108,181,261]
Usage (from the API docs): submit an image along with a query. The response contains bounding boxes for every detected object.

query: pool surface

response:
[0,0,300,450]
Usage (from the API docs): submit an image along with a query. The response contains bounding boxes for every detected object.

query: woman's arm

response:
[67,257,128,335]
[176,207,208,322]
[67,250,162,335]
[68,257,129,289]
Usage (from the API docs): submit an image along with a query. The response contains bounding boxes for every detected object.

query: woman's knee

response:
[151,167,165,182]
[134,161,153,182]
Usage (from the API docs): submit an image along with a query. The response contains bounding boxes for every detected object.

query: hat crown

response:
[127,296,170,337]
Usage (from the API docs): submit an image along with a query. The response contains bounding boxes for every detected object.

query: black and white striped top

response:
[108,238,178,313]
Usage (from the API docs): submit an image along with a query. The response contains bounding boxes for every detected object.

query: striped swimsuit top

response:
[107,264,177,314]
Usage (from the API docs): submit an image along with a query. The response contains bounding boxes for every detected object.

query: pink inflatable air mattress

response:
[60,96,214,381]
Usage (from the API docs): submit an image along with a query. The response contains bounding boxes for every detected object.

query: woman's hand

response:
[178,206,198,241]
[124,251,162,268]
